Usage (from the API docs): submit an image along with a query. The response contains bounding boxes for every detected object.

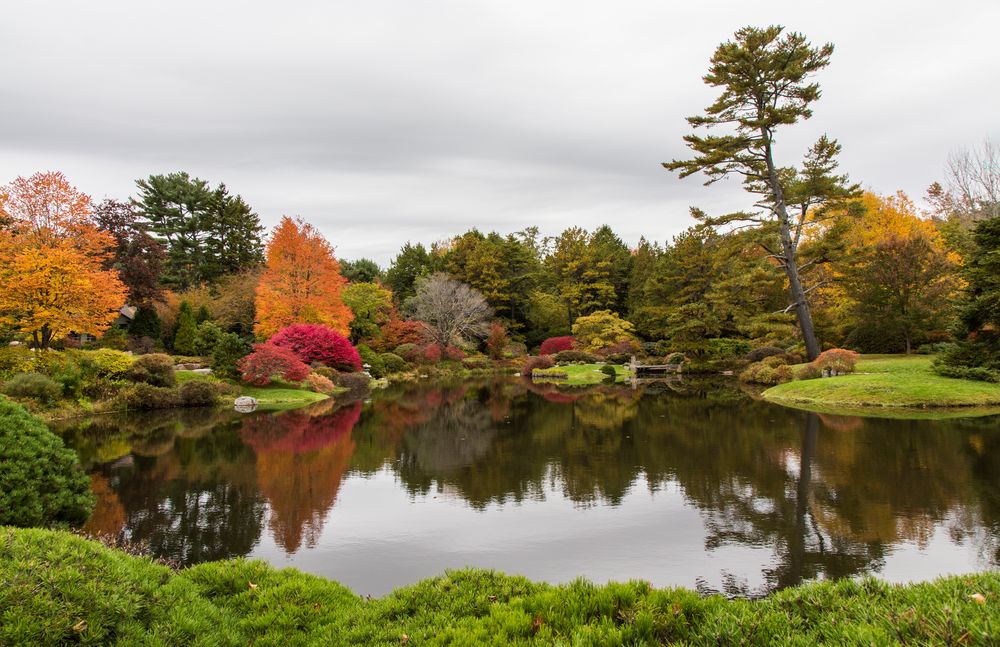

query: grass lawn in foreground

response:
[4,526,998,645]
[532,363,630,385]
[763,355,1000,410]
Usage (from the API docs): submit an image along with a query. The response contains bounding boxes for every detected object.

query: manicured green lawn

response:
[3,527,999,645]
[533,363,629,385]
[764,355,1000,412]
[175,370,330,409]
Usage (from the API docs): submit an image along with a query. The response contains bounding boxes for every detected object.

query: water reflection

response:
[56,378,1000,595]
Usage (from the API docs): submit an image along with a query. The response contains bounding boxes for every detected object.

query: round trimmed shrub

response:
[303,372,336,394]
[0,398,94,528]
[268,324,361,371]
[115,383,182,410]
[357,344,386,378]
[522,355,555,376]
[125,353,176,387]
[238,343,311,386]
[2,372,62,404]
[179,380,218,406]
[79,348,134,378]
[600,364,617,378]
[394,343,420,362]
[380,352,407,374]
[814,348,860,375]
[745,346,786,363]
[210,332,252,379]
[795,363,822,380]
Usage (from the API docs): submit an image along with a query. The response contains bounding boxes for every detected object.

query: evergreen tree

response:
[544,227,617,325]
[204,185,265,278]
[341,258,383,283]
[385,242,434,303]
[664,26,856,360]
[173,301,198,355]
[195,304,211,325]
[134,172,215,288]
[128,305,162,341]
[938,215,1000,375]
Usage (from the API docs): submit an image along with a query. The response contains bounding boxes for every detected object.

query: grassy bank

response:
[763,355,1000,412]
[5,527,997,646]
[532,363,629,386]
[174,370,331,410]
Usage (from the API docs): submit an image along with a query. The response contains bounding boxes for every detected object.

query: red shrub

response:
[444,345,466,361]
[813,348,860,374]
[486,322,508,360]
[378,315,425,351]
[522,355,555,376]
[238,343,311,386]
[269,323,361,371]
[422,344,442,362]
[540,336,575,355]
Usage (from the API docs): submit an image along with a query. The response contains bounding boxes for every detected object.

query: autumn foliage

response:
[813,348,860,374]
[254,216,353,339]
[539,336,575,355]
[238,343,311,386]
[268,323,361,371]
[0,172,127,348]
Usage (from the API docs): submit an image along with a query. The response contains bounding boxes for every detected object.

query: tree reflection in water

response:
[60,378,1000,592]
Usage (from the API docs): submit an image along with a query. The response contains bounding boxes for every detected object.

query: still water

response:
[57,378,1000,597]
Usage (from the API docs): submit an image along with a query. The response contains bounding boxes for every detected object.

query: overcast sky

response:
[2,1,997,265]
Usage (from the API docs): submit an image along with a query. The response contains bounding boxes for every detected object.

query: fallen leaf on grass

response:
[72,620,87,633]
[248,581,258,590]
[969,593,986,604]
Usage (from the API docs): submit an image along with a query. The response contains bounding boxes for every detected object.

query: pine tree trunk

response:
[763,133,822,361]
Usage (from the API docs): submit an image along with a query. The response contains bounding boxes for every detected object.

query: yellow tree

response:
[817,192,962,353]
[0,172,127,348]
[254,216,352,338]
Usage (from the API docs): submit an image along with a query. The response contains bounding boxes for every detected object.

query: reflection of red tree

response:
[522,378,583,403]
[242,402,362,553]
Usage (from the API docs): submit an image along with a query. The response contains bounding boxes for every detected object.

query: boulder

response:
[234,396,258,413]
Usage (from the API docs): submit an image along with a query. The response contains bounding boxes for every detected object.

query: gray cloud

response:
[2,1,997,264]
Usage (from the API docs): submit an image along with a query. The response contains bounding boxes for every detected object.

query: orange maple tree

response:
[0,171,127,348]
[254,216,352,338]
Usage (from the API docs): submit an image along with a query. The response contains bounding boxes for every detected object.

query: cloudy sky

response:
[2,1,997,265]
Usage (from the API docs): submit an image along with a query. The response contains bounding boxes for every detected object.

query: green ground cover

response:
[764,355,1000,411]
[532,363,629,386]
[175,370,329,410]
[3,527,998,645]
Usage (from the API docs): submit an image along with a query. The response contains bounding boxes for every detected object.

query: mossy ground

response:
[532,363,629,386]
[3,527,999,645]
[763,355,1000,413]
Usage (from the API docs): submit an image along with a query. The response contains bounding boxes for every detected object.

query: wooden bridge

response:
[628,356,683,376]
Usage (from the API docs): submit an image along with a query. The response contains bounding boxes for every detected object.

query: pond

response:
[56,378,1000,597]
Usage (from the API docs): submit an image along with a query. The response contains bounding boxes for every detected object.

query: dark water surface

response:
[57,378,1000,597]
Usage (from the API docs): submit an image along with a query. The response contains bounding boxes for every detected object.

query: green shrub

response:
[394,343,420,362]
[128,305,162,340]
[933,362,1000,383]
[115,383,181,410]
[600,364,617,378]
[125,353,176,387]
[461,356,490,370]
[179,380,218,406]
[745,346,786,362]
[99,326,128,350]
[211,333,252,379]
[380,352,407,374]
[553,349,598,364]
[357,344,386,378]
[603,352,632,364]
[795,363,823,380]
[2,372,62,404]
[194,321,224,356]
[739,361,791,385]
[332,371,371,392]
[703,337,752,359]
[312,366,337,380]
[664,352,686,365]
[0,400,93,527]
[762,354,790,368]
[173,301,197,355]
